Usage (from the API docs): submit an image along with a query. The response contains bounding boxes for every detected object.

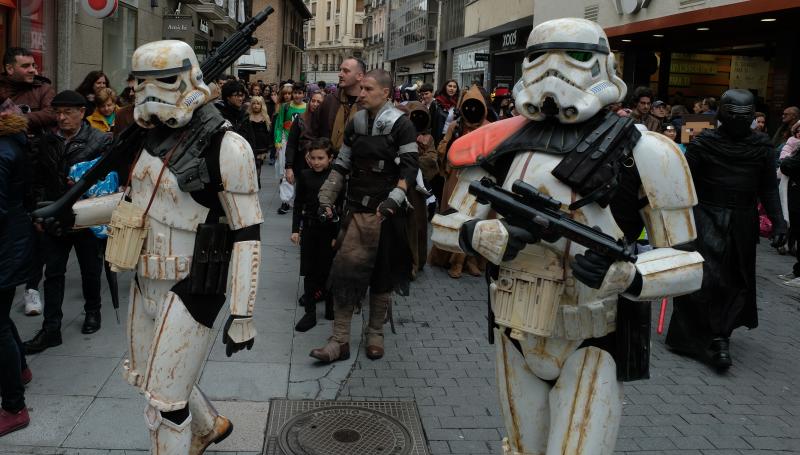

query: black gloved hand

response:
[222,315,255,357]
[31,201,76,237]
[377,198,400,217]
[771,231,788,249]
[571,249,615,289]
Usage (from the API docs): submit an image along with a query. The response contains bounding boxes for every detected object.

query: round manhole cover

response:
[278,406,413,455]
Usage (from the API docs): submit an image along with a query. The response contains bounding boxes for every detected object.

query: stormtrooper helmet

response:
[514,18,626,124]
[131,40,210,128]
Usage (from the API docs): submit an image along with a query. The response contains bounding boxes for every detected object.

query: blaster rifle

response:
[468,177,637,263]
[31,6,275,226]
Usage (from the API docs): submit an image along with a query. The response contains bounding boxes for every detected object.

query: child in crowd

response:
[291,137,337,332]
[274,83,307,214]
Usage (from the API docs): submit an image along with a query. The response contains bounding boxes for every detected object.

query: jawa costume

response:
[403,101,439,273]
[667,89,787,371]
[428,85,492,278]
[310,101,418,362]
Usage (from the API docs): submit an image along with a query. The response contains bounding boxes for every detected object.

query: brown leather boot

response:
[464,256,482,276]
[189,415,233,455]
[448,253,465,278]
[310,339,350,363]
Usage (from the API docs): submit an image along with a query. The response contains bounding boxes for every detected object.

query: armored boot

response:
[365,292,390,360]
[145,406,192,455]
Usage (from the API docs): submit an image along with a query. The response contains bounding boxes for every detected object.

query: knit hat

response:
[51,90,87,107]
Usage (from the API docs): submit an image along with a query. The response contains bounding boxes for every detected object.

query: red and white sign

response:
[81,0,118,18]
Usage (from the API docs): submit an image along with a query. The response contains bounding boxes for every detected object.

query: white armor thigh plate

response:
[493,152,623,341]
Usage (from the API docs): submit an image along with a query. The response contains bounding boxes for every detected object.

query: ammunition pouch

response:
[189,223,232,295]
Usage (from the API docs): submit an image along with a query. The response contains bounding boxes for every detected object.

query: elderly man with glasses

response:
[773,106,800,147]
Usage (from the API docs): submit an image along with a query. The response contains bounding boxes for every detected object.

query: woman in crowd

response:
[75,71,109,117]
[285,90,325,187]
[87,88,117,133]
[249,82,263,98]
[269,84,293,165]
[753,111,767,133]
[429,79,459,148]
[241,95,272,188]
[0,99,34,436]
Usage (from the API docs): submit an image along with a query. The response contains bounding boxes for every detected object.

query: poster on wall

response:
[730,55,769,99]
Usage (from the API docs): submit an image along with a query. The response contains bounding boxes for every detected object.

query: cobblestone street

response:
[1,175,799,454]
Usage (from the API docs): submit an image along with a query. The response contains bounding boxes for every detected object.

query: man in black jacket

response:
[24,90,112,353]
[666,89,787,371]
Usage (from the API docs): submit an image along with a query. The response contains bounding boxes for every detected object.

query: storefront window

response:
[20,0,57,80]
[102,5,137,92]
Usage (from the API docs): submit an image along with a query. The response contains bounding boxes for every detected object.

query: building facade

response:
[302,0,365,85]
[253,0,312,84]
[534,0,800,131]
[363,0,389,71]
[0,0,257,92]
[386,0,438,85]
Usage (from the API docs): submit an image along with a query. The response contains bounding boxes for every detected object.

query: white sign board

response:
[729,55,769,97]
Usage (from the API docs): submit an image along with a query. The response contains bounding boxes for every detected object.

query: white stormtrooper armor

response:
[71,40,263,455]
[431,19,703,455]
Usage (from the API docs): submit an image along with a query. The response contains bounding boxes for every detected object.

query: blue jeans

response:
[0,287,26,412]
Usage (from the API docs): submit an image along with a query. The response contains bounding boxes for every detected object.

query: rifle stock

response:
[468,177,637,263]
[32,6,275,224]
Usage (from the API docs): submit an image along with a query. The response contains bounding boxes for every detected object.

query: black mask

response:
[718,89,755,140]
[461,99,485,124]
[410,110,429,133]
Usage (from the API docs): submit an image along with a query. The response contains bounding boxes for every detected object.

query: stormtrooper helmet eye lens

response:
[157,75,178,84]
[526,52,545,63]
[566,51,593,62]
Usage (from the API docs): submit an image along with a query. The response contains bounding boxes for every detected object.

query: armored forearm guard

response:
[228,240,260,317]
[622,248,703,301]
[319,169,345,207]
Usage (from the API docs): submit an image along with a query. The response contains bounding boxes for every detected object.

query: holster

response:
[190,223,232,295]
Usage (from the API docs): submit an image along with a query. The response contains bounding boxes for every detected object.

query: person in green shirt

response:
[274,83,307,214]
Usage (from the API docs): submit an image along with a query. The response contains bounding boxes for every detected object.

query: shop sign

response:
[491,27,531,53]
[163,15,193,41]
[398,66,410,72]
[730,55,769,98]
[81,0,118,18]
[194,40,209,56]
[422,62,435,70]
[669,74,691,87]
[199,18,210,34]
[670,61,717,75]
[612,0,651,15]
[474,53,490,62]
[453,42,490,76]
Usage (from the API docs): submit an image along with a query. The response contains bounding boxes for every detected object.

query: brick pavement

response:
[338,242,800,455]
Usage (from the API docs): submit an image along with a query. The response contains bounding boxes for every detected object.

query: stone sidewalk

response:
[2,166,800,454]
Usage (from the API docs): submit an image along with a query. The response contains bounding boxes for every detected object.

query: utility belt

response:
[697,185,756,209]
[188,223,232,295]
[348,158,399,210]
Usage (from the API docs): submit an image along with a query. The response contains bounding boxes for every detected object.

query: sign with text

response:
[398,66,410,72]
[474,53,490,62]
[163,15,193,41]
[730,55,769,97]
[491,26,531,53]
[423,62,435,70]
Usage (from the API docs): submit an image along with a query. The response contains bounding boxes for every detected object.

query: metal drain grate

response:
[264,400,430,455]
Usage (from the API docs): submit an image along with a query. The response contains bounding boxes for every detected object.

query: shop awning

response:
[236,48,266,71]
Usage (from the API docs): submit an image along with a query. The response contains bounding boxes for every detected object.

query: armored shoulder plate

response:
[352,103,404,136]
[144,103,228,193]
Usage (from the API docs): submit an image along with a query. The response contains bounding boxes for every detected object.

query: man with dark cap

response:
[23,90,113,353]
[666,89,787,371]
